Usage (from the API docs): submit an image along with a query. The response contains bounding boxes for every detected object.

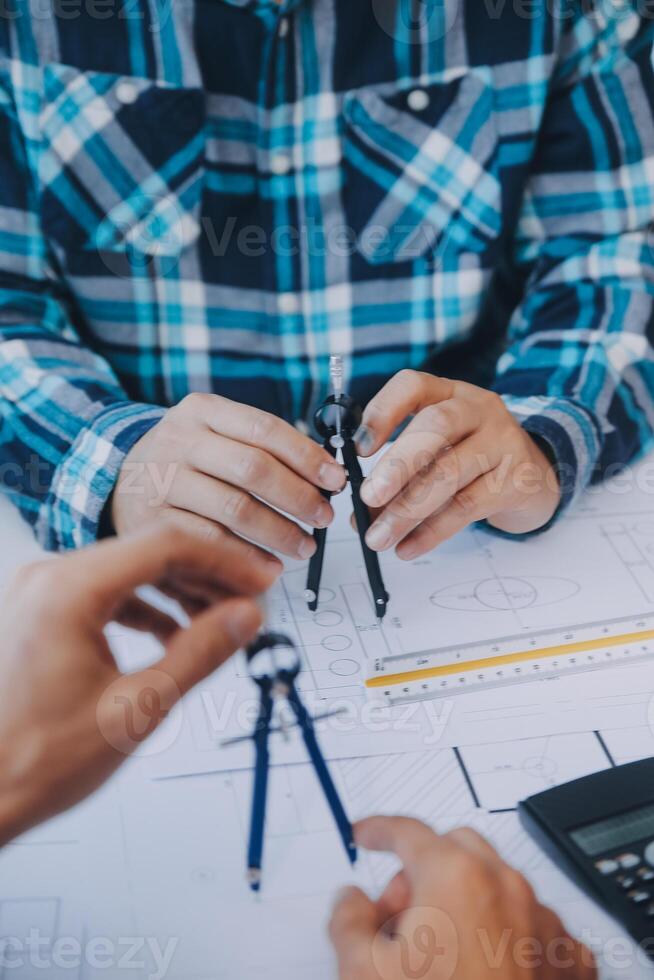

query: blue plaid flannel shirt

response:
[0,0,653,550]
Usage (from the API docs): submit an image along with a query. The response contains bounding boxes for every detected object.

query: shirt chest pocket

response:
[342,73,502,266]
[39,64,206,256]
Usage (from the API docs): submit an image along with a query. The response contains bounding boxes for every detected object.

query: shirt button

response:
[279,293,299,315]
[270,153,291,176]
[407,88,430,112]
[278,17,289,37]
[116,80,139,105]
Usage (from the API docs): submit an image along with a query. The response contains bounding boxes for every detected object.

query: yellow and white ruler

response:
[365,612,654,705]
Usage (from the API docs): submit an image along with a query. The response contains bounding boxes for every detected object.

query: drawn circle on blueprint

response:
[314,610,344,628]
[96,668,183,757]
[522,755,558,782]
[282,568,338,607]
[430,576,580,612]
[322,634,352,652]
[372,907,459,980]
[330,659,360,677]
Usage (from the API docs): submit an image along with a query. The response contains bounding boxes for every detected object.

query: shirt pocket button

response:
[407,88,430,112]
[116,80,140,105]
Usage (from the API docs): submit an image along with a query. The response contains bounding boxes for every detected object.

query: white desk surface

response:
[0,486,653,980]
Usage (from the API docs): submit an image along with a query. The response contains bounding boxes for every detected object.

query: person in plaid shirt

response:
[0,0,652,583]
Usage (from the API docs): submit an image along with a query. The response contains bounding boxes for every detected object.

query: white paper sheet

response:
[4,461,654,979]
[142,464,654,778]
[3,725,653,980]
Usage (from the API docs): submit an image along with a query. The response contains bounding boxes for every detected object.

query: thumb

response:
[157,597,263,696]
[329,886,378,978]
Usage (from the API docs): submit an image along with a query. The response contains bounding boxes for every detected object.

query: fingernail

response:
[354,425,375,455]
[227,601,261,646]
[360,478,375,505]
[361,475,392,508]
[312,501,333,528]
[298,536,317,560]
[366,520,393,552]
[319,462,346,491]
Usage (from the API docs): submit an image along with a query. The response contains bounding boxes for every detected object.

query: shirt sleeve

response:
[493,4,654,517]
[0,63,165,550]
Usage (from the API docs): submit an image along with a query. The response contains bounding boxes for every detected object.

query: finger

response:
[60,523,282,623]
[360,399,480,509]
[377,871,411,923]
[395,471,502,561]
[188,433,335,529]
[329,886,379,975]
[157,581,209,618]
[350,506,382,532]
[355,371,456,457]
[355,817,446,886]
[158,572,228,607]
[194,395,346,492]
[113,595,180,642]
[158,508,284,580]
[155,597,262,697]
[536,905,597,980]
[446,828,504,869]
[167,470,317,561]
[366,436,496,554]
[157,511,279,612]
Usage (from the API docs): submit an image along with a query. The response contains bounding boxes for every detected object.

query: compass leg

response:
[247,685,274,890]
[341,439,389,619]
[286,683,357,865]
[304,440,338,612]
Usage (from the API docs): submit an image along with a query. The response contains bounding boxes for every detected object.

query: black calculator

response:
[519,757,654,957]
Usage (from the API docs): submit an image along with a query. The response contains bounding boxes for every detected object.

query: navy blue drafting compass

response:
[305,356,389,619]
[224,631,357,891]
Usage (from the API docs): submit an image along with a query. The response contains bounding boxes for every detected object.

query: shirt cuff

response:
[480,394,603,539]
[35,401,166,550]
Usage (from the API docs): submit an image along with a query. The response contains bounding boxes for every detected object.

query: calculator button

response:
[618,875,636,890]
[628,890,650,904]
[617,853,641,869]
[596,859,619,875]
[639,868,654,881]
[644,842,654,867]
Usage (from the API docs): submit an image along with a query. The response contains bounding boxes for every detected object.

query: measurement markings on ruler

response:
[365,614,654,704]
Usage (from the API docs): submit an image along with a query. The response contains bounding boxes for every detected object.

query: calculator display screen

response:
[570,802,654,857]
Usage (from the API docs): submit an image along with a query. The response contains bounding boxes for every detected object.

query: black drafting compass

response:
[305,355,389,619]
[223,631,357,891]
